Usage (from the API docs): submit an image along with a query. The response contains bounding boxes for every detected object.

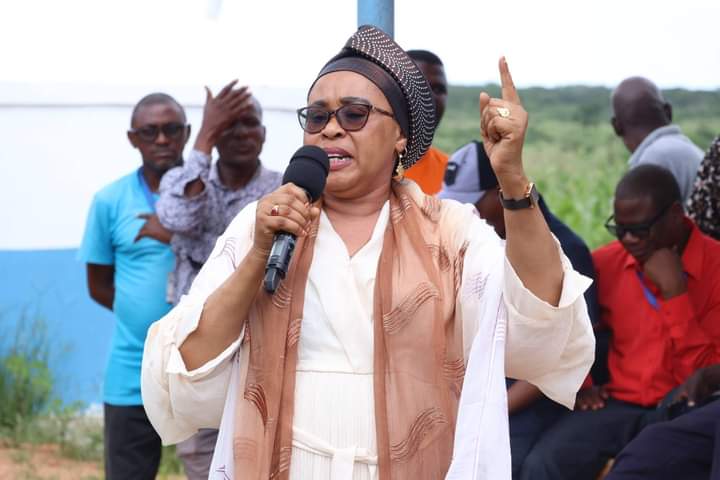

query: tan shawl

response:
[233,181,468,479]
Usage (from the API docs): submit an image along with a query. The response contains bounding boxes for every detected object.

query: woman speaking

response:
[142,25,594,480]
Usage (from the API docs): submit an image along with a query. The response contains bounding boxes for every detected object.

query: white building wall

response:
[0,83,305,249]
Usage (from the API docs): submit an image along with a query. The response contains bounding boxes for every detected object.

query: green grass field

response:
[433,85,720,249]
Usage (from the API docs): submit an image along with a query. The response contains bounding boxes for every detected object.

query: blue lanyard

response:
[635,271,660,310]
[137,167,157,212]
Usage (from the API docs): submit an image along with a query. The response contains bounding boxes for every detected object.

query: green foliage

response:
[0,354,53,428]
[0,311,186,474]
[43,400,103,462]
[0,312,104,463]
[158,444,185,476]
[434,85,720,249]
[0,312,53,437]
[0,312,95,477]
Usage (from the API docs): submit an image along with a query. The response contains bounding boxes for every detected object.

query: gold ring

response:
[270,205,281,216]
[496,107,510,118]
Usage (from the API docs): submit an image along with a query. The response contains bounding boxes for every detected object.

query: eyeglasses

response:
[129,122,188,143]
[296,103,394,133]
[604,203,673,240]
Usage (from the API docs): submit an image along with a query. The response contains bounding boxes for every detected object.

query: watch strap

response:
[498,182,539,210]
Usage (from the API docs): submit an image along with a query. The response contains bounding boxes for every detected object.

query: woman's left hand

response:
[479,57,529,195]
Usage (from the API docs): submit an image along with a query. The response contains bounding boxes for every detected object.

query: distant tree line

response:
[442,85,719,149]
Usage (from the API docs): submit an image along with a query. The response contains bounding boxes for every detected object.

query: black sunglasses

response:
[297,103,394,134]
[604,203,674,240]
[129,122,188,143]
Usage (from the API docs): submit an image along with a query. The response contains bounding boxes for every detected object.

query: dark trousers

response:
[104,403,161,480]
[176,428,219,480]
[519,398,658,480]
[507,381,566,478]
[607,399,720,480]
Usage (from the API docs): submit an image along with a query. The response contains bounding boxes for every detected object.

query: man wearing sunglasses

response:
[78,92,190,479]
[154,81,281,480]
[521,164,720,480]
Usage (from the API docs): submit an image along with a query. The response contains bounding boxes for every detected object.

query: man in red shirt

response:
[520,164,720,480]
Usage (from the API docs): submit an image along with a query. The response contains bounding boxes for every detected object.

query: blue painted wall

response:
[0,249,114,407]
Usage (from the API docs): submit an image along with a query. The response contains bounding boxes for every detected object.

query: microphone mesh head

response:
[282,146,330,202]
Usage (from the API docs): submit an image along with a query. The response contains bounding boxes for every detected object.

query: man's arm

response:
[507,380,544,415]
[674,363,720,406]
[156,81,253,235]
[135,213,173,244]
[156,151,213,234]
[643,248,720,380]
[663,297,720,378]
[78,192,115,309]
[86,263,114,310]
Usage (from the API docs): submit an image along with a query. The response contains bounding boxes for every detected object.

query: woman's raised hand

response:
[479,57,529,193]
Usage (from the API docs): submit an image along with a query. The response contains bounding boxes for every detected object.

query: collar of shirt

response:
[628,124,683,166]
[208,160,267,200]
[622,217,704,282]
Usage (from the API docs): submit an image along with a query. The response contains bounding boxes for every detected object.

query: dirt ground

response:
[0,444,184,480]
[0,443,100,480]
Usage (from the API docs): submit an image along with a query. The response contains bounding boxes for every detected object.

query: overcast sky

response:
[3,0,719,91]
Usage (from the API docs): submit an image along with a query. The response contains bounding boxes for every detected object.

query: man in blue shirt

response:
[78,93,190,480]
[439,140,600,479]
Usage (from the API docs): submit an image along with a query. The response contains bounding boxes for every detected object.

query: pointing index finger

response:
[499,57,521,104]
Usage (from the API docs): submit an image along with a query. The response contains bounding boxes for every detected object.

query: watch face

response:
[529,183,539,204]
[500,182,538,210]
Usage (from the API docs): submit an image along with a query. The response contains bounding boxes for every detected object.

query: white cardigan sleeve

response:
[447,201,595,480]
[501,247,595,408]
[141,202,258,445]
[458,206,595,409]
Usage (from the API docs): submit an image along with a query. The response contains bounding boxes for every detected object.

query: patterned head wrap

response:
[310,25,436,170]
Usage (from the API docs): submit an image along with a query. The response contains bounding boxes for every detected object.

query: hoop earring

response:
[394,149,407,179]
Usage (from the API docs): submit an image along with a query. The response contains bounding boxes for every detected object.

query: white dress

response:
[141,192,595,480]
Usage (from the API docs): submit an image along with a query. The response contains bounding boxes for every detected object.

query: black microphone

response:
[263,145,330,293]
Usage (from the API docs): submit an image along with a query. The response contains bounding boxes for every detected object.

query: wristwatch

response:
[498,182,539,210]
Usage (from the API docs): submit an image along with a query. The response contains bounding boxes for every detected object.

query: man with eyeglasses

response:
[78,92,190,479]
[154,81,281,479]
[521,164,720,480]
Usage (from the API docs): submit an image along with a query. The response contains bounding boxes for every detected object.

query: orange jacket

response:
[404,146,449,195]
